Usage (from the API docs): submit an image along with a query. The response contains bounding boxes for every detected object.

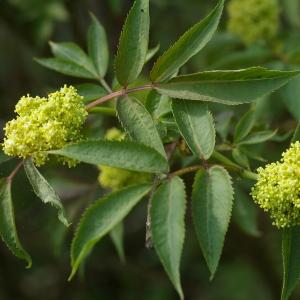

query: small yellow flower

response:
[98,128,151,191]
[227,0,280,45]
[251,142,300,228]
[2,85,87,166]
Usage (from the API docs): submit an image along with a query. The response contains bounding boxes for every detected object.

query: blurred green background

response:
[1,0,300,299]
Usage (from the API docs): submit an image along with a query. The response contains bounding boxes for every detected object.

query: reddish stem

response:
[86,84,154,110]
[7,161,24,182]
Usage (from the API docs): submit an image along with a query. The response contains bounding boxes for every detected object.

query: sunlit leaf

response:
[88,14,109,78]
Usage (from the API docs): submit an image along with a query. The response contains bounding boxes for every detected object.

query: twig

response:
[169,165,203,178]
[7,161,23,182]
[86,89,126,109]
[86,84,154,110]
[166,140,178,161]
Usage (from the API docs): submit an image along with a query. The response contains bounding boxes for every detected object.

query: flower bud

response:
[227,0,280,45]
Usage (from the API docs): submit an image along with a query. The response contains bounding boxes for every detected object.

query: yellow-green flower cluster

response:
[2,85,87,166]
[227,0,280,45]
[98,128,151,191]
[252,142,300,228]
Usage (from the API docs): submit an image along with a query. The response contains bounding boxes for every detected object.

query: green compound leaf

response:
[88,14,109,78]
[24,159,69,227]
[281,227,300,300]
[0,178,32,267]
[49,41,97,76]
[238,130,277,145]
[115,0,149,86]
[116,96,166,158]
[192,166,233,279]
[156,68,300,105]
[151,176,186,300]
[172,99,215,159]
[35,58,96,79]
[110,222,125,264]
[150,0,224,82]
[49,140,169,174]
[234,108,256,143]
[76,83,107,102]
[70,183,151,279]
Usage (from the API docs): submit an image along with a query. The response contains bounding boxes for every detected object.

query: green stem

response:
[242,170,258,181]
[170,165,203,177]
[211,150,241,170]
[89,107,116,116]
[212,150,258,180]
[169,150,258,180]
[169,162,258,181]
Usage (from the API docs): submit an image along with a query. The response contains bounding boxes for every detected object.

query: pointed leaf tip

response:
[192,166,233,279]
[49,140,169,174]
[0,178,32,267]
[151,177,186,299]
[150,0,224,82]
[156,68,300,105]
[24,158,69,227]
[88,13,109,78]
[115,0,150,86]
[70,183,151,278]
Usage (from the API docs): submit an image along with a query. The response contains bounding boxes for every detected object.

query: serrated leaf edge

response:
[116,96,167,158]
[150,0,224,82]
[151,176,186,299]
[69,183,151,279]
[192,166,234,279]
